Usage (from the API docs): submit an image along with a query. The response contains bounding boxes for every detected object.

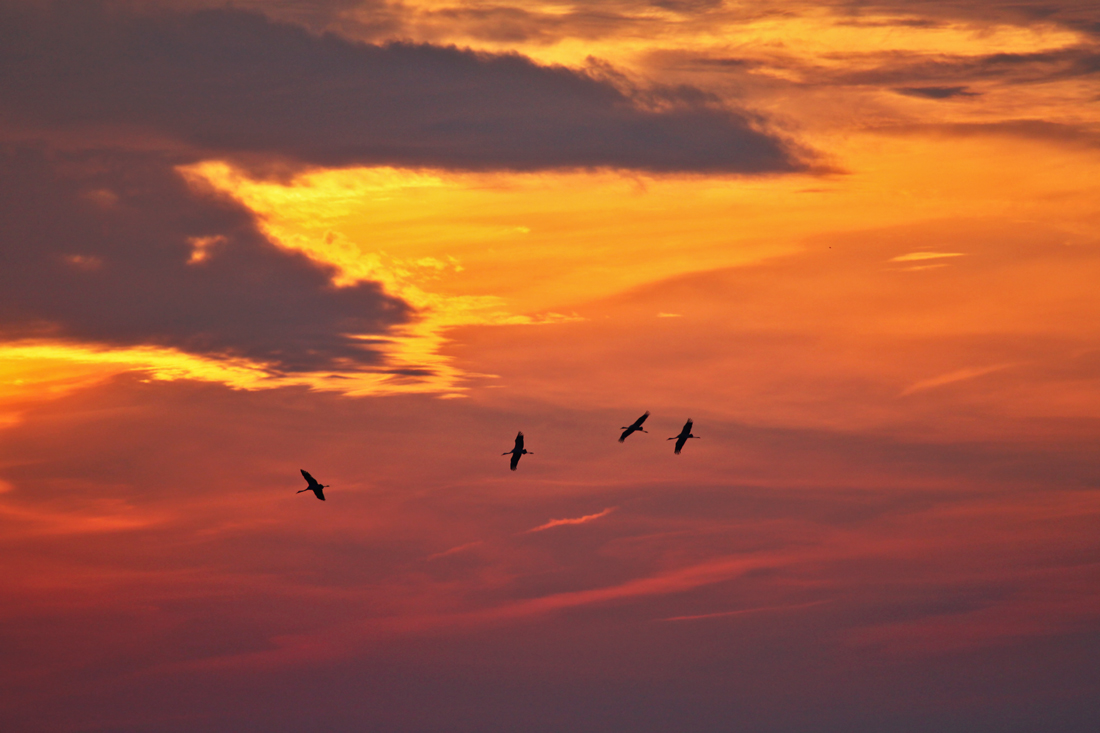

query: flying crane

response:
[619,411,650,442]
[503,431,531,471]
[668,419,699,454]
[297,469,329,500]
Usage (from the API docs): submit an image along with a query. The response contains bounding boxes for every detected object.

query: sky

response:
[2,1,1100,731]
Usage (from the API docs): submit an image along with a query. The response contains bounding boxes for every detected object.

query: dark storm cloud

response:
[0,146,408,371]
[0,2,805,173]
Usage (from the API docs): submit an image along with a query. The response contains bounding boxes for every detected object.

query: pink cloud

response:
[426,541,485,560]
[527,507,616,533]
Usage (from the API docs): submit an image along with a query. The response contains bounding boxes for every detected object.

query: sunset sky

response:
[2,1,1100,731]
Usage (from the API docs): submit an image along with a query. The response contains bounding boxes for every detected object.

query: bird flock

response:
[298,412,698,499]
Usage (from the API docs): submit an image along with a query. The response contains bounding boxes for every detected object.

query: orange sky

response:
[2,2,1100,731]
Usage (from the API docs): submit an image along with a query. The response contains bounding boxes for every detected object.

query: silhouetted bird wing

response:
[514,432,524,451]
[620,411,650,442]
[682,419,693,435]
[314,486,326,501]
[510,452,521,471]
[301,469,318,487]
[675,435,687,454]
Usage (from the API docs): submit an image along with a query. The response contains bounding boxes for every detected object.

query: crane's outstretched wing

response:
[675,435,687,454]
[514,432,524,451]
[315,487,326,501]
[620,411,650,442]
[301,469,316,485]
[510,452,521,471]
[682,419,693,434]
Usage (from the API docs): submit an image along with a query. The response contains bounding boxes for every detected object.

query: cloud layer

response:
[0,3,805,173]
[0,146,408,371]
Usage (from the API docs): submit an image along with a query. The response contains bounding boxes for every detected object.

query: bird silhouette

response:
[503,431,531,471]
[619,411,650,442]
[668,419,699,454]
[297,469,328,500]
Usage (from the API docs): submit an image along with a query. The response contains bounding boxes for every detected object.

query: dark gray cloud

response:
[409,1,731,45]
[0,146,409,371]
[0,2,806,173]
[103,0,1100,52]
[835,47,1100,87]
[825,0,1100,36]
[160,0,746,43]
[0,1,811,372]
[144,0,405,44]
[279,0,1100,44]
[674,45,1100,92]
[895,85,979,98]
[889,118,1100,147]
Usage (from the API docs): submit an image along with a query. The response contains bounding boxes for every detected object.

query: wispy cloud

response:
[426,541,485,561]
[900,364,1016,396]
[661,600,830,622]
[527,507,616,533]
[890,251,966,262]
[0,501,167,536]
